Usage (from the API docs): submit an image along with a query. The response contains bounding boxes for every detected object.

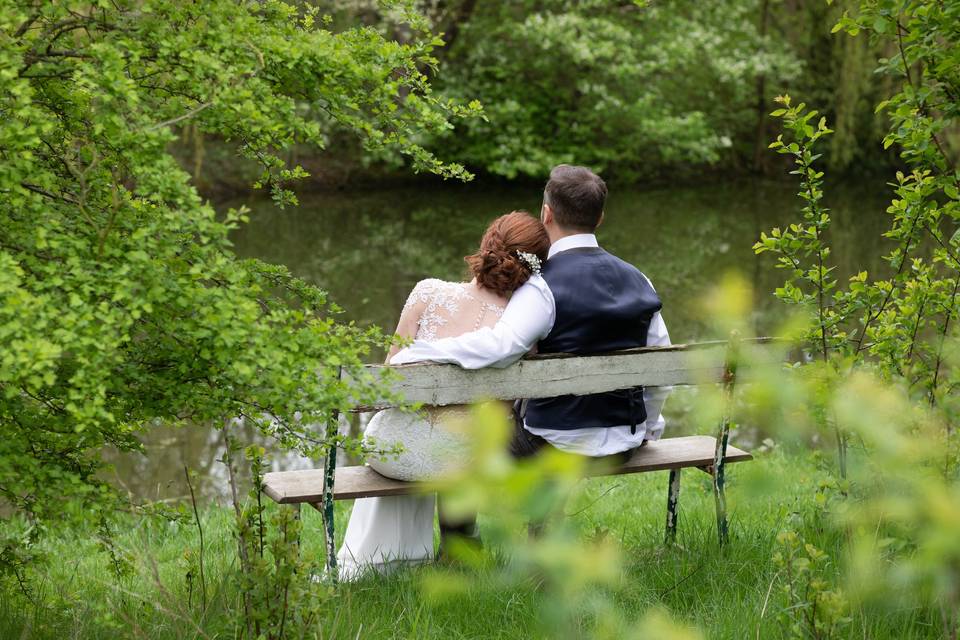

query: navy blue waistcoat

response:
[524,247,662,432]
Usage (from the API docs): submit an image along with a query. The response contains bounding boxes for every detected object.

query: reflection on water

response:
[109,178,891,503]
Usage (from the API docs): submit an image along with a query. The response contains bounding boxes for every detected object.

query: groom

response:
[392,164,671,542]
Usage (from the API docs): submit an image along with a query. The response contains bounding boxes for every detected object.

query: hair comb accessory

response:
[515,251,542,275]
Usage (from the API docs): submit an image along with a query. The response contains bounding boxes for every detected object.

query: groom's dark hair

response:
[543,164,607,232]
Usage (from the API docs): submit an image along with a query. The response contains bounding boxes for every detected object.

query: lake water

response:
[108,177,893,504]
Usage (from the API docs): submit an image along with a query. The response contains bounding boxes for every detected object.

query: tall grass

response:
[0,447,942,639]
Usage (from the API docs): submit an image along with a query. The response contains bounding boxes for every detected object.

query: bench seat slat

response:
[262,435,752,504]
[607,434,751,474]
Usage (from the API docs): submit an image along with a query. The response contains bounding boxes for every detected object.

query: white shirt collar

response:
[548,233,599,259]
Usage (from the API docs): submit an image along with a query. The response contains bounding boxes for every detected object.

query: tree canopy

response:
[0,0,476,571]
[299,0,895,183]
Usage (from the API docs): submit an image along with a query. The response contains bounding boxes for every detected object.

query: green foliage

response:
[426,0,800,180]
[231,444,329,639]
[773,530,850,639]
[830,372,960,633]
[175,1,901,186]
[0,0,473,576]
[757,96,837,358]
[160,1,902,186]
[702,275,958,638]
[754,1,960,636]
[756,1,960,398]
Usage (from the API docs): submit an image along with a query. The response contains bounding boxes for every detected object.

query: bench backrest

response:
[355,338,783,410]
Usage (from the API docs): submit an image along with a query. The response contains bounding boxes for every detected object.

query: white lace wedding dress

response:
[337,279,505,580]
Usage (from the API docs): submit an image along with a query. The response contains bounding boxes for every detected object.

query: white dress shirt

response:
[391,233,672,456]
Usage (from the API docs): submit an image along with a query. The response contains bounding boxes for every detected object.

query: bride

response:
[337,210,549,579]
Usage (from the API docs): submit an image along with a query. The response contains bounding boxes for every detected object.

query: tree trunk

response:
[752,0,771,172]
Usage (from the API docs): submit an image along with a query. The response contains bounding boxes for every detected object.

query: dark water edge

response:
[106,176,894,504]
[178,132,899,200]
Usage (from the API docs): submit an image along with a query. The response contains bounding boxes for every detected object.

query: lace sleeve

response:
[401,279,441,319]
[386,279,439,361]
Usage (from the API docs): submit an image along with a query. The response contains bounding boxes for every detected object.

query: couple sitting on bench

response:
[338,164,672,580]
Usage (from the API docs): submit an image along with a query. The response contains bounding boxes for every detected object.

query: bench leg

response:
[321,369,343,582]
[712,333,738,549]
[664,468,681,545]
[320,405,341,582]
[713,429,730,549]
[321,442,338,581]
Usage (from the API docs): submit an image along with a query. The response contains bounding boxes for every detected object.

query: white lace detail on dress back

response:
[402,278,505,342]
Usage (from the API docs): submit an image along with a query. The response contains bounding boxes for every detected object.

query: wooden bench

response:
[264,338,780,577]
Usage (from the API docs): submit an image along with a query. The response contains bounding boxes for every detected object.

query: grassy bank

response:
[0,449,941,639]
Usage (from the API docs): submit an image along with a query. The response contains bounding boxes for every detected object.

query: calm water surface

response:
[109,178,892,503]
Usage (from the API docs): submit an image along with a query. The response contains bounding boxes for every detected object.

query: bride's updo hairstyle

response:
[465,211,550,297]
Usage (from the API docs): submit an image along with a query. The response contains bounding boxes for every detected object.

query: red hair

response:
[465,211,550,297]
